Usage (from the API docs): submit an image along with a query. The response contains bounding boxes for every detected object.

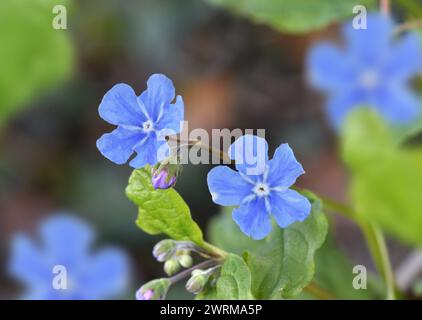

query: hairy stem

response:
[202,241,229,260]
[394,19,422,35]
[166,135,232,163]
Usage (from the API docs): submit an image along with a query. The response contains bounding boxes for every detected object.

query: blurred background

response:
[1,0,421,299]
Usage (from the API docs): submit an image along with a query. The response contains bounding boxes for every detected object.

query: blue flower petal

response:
[385,33,422,82]
[343,13,393,66]
[228,135,268,175]
[327,89,364,128]
[40,215,94,263]
[156,95,184,135]
[267,143,305,188]
[307,43,353,92]
[9,234,49,288]
[138,74,176,121]
[79,248,130,299]
[232,198,271,240]
[99,83,146,126]
[372,85,420,124]
[96,127,145,165]
[207,166,253,206]
[270,189,311,228]
[129,135,168,168]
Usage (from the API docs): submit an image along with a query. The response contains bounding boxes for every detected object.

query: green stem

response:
[202,241,229,260]
[358,221,396,300]
[304,282,336,300]
[169,259,218,284]
[166,135,232,163]
[394,19,422,35]
[319,195,396,300]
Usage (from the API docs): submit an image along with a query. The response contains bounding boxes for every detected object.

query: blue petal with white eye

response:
[8,213,130,300]
[138,74,176,121]
[270,189,311,228]
[267,143,305,188]
[207,166,253,206]
[97,74,185,168]
[232,197,272,240]
[40,214,94,263]
[307,13,421,128]
[372,84,420,124]
[99,83,146,126]
[343,13,393,66]
[129,135,168,168]
[79,248,130,300]
[385,33,422,82]
[96,127,145,165]
[9,234,49,288]
[307,43,353,92]
[327,89,365,128]
[156,95,184,134]
[228,135,268,176]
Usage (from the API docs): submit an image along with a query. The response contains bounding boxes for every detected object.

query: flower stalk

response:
[318,195,397,300]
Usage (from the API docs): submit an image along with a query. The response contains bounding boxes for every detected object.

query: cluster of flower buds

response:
[136,278,171,300]
[185,266,220,294]
[153,239,194,275]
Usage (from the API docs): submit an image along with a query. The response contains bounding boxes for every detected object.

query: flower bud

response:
[136,278,171,300]
[152,239,177,262]
[151,168,176,190]
[177,253,193,268]
[185,269,211,294]
[164,258,180,276]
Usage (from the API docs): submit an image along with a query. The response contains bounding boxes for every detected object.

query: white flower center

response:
[142,120,154,133]
[253,182,270,197]
[359,69,379,89]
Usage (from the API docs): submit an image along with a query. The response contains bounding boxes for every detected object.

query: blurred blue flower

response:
[97,74,184,168]
[207,135,311,240]
[9,214,130,300]
[307,13,422,128]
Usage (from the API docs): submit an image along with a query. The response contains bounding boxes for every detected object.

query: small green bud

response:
[136,278,171,300]
[164,258,180,276]
[153,239,177,262]
[185,269,211,294]
[178,254,193,268]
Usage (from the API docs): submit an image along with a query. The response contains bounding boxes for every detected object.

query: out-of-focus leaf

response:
[197,254,254,300]
[206,0,376,34]
[126,167,204,246]
[342,108,422,247]
[313,237,383,299]
[244,191,328,299]
[208,206,264,255]
[0,0,73,125]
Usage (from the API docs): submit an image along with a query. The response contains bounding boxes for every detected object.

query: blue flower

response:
[307,13,422,128]
[9,213,130,300]
[97,74,184,168]
[207,135,311,240]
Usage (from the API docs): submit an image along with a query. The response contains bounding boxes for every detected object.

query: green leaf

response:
[341,108,422,247]
[206,0,376,34]
[198,254,254,300]
[244,191,328,299]
[126,167,204,246]
[208,206,264,255]
[312,236,384,299]
[0,0,73,125]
